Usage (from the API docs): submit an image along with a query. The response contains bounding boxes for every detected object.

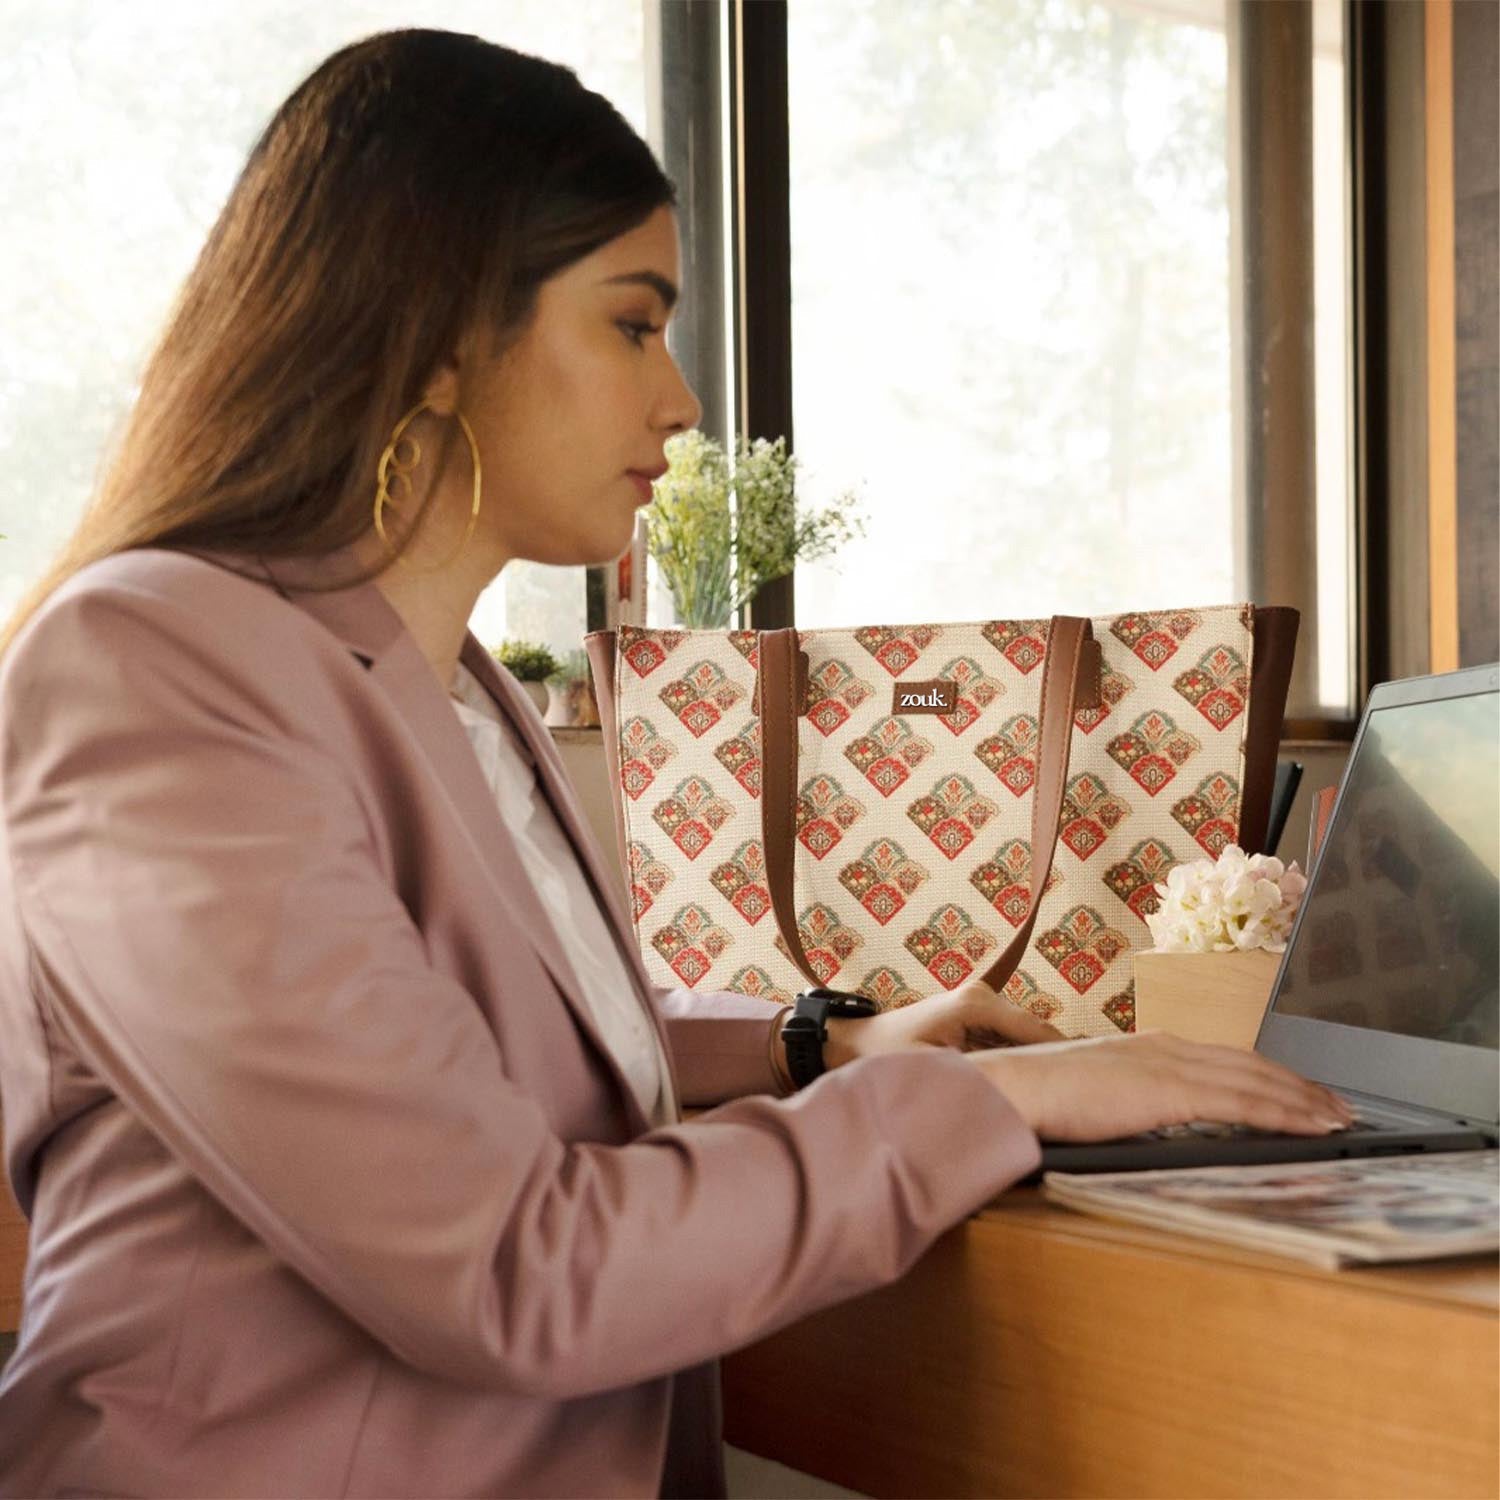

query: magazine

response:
[1042,1151,1500,1270]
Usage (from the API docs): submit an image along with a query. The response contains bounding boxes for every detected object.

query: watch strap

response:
[781,988,877,1089]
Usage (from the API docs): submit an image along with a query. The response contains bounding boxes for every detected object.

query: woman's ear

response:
[421,358,462,417]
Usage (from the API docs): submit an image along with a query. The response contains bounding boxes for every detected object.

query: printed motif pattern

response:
[773,903,862,986]
[650,903,731,987]
[931,655,1005,733]
[1103,838,1178,924]
[650,774,734,861]
[618,716,678,801]
[657,659,746,738]
[970,838,1062,927]
[904,903,999,989]
[1171,771,1242,858]
[907,774,999,860]
[974,713,1041,797]
[626,839,673,923]
[1035,905,1131,995]
[1109,611,1200,670]
[1073,663,1133,735]
[1058,773,1130,861]
[806,659,876,736]
[795,775,866,859]
[709,838,771,926]
[1105,710,1201,796]
[613,606,1256,1037]
[838,838,931,926]
[1173,645,1249,729]
[712,719,761,798]
[1003,968,1066,1024]
[844,716,936,797]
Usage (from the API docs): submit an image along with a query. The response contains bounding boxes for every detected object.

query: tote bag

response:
[586,606,1296,1038]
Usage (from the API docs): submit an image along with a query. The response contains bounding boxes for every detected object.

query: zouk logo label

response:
[892,679,957,715]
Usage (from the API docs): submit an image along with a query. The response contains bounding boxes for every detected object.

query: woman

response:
[0,29,1351,1497]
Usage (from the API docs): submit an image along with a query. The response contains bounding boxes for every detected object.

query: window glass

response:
[0,0,646,663]
[787,0,1351,719]
[789,0,1235,627]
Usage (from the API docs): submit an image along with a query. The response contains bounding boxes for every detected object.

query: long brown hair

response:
[0,28,674,661]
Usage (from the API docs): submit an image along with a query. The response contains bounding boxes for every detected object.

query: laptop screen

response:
[1271,690,1499,1051]
[1255,672,1500,1126]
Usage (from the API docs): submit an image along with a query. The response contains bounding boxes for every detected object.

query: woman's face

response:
[456,204,702,569]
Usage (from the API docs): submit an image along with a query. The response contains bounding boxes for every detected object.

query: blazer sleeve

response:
[654,984,792,1104]
[0,581,1042,1402]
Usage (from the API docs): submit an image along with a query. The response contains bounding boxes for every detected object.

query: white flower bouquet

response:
[1144,845,1308,955]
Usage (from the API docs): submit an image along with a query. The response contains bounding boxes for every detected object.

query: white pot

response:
[520,680,549,715]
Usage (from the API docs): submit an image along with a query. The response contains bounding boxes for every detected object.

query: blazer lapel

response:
[451,638,683,1122]
[187,546,679,1130]
[456,640,640,960]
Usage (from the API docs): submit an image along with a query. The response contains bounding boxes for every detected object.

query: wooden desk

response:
[0,1186,20,1333]
[0,1107,23,1333]
[722,1187,1499,1499]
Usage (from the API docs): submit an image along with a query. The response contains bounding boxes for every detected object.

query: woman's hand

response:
[824,978,1068,1069]
[968,1030,1356,1142]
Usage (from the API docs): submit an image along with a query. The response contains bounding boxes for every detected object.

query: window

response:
[790,0,1236,623]
[757,0,1353,717]
[0,0,650,666]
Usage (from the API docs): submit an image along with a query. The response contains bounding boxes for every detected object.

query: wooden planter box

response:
[1132,949,1283,1050]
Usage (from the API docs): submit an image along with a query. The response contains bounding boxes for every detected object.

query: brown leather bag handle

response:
[755,617,1101,997]
[754,630,819,985]
[976,617,1098,993]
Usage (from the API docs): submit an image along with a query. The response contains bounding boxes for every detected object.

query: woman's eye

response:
[619,320,663,348]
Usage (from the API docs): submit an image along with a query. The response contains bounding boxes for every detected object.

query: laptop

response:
[1038,662,1500,1175]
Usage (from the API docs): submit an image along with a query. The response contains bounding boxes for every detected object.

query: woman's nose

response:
[657,354,703,435]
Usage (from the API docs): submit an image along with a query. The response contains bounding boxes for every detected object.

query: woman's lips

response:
[626,472,655,503]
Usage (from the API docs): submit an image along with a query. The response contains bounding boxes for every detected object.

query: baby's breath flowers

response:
[1144,846,1308,955]
[645,430,865,628]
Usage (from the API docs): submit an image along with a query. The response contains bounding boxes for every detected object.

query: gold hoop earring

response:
[373,399,483,572]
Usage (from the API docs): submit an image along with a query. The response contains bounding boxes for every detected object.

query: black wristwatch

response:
[780,987,879,1089]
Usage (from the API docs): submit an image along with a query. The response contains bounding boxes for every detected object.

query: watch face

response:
[827,997,877,1017]
[800,987,878,1019]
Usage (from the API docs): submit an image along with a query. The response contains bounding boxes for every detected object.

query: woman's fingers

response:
[1149,1034,1353,1122]
[1155,1044,1340,1117]
[1186,1084,1343,1135]
[968,1035,1353,1142]
[1144,1041,1352,1131]
[962,1012,1067,1048]
[953,980,1068,1046]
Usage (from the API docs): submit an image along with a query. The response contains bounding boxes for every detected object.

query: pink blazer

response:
[0,546,1041,1497]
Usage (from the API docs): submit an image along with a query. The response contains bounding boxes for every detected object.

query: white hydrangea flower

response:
[1145,845,1307,954]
